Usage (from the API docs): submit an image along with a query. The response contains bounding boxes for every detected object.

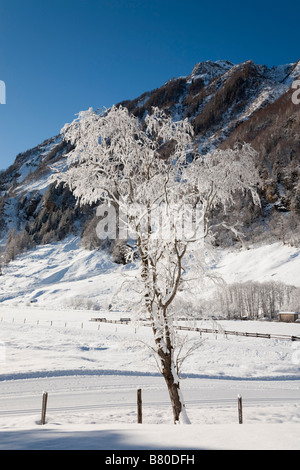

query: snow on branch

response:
[53,104,262,424]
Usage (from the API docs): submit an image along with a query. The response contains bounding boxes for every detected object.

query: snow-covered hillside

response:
[216,242,300,287]
[0,236,136,307]
[1,237,299,308]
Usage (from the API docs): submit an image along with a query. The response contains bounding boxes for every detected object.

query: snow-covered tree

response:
[55,105,261,423]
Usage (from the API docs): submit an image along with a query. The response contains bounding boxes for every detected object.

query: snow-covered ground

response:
[1,237,300,308]
[0,238,300,449]
[0,305,300,449]
[216,242,300,287]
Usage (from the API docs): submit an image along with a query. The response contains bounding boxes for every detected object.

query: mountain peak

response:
[190,60,234,83]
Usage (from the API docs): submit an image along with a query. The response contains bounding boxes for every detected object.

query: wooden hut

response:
[278,312,299,323]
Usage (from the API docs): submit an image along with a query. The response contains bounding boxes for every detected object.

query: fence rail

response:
[90,317,300,342]
[176,325,300,342]
[2,315,299,342]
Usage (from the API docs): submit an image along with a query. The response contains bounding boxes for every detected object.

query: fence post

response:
[41,392,48,425]
[137,388,142,424]
[238,395,243,424]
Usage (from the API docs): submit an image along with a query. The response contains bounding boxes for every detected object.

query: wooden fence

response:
[38,389,245,425]
[90,317,300,342]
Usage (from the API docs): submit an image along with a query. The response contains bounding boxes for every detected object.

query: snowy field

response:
[0,305,300,450]
[0,238,300,449]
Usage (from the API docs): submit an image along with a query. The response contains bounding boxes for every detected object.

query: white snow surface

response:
[1,237,300,307]
[215,242,300,287]
[0,237,300,449]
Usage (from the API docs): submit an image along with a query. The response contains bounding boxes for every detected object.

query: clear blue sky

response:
[0,0,299,170]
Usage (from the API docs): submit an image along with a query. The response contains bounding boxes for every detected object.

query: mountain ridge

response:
[0,58,300,261]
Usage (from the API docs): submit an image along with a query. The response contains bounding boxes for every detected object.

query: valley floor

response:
[0,305,299,450]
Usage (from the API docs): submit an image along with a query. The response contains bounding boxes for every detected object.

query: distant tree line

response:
[214,281,300,320]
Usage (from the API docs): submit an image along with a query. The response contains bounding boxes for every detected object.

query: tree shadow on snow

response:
[0,428,208,450]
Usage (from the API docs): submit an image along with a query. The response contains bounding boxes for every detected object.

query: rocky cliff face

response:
[1,59,300,256]
[119,59,300,245]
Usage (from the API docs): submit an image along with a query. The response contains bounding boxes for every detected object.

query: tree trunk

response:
[150,304,191,424]
[161,351,190,424]
[164,372,183,424]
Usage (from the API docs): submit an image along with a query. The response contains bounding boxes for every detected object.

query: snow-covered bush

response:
[63,296,101,311]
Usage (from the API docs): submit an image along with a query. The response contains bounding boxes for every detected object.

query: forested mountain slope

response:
[0,59,299,261]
